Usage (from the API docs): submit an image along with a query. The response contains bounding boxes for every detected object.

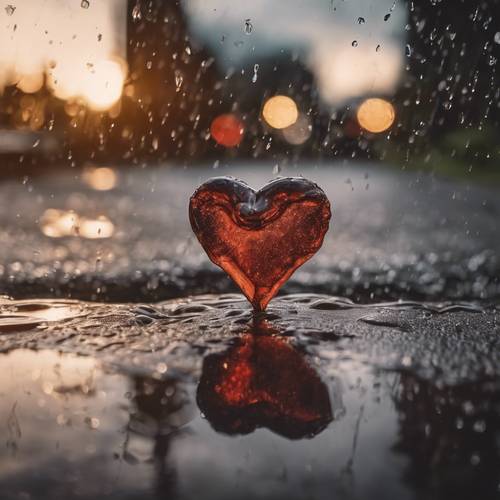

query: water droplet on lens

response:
[252,64,259,83]
[244,18,253,34]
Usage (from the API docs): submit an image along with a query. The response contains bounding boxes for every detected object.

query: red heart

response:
[189,177,331,311]
[197,331,333,438]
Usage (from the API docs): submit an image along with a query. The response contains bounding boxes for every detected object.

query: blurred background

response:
[0,0,498,181]
[1,0,499,304]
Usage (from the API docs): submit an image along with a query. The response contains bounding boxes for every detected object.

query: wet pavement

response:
[1,294,500,500]
[1,163,500,499]
[0,162,499,303]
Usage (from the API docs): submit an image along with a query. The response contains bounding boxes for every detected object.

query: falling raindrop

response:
[175,71,183,92]
[5,4,15,15]
[252,64,259,83]
[495,32,500,44]
[132,3,141,21]
[80,0,90,9]
[244,19,253,34]
[384,13,391,21]
[357,17,365,24]
[376,44,381,52]
[352,40,358,47]
[405,44,412,57]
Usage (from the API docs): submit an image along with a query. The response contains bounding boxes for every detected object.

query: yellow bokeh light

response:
[82,167,118,191]
[17,73,44,94]
[357,98,395,133]
[79,217,115,239]
[81,60,126,111]
[262,95,299,130]
[40,209,114,239]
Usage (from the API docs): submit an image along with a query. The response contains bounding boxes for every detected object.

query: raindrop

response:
[352,40,358,47]
[273,164,281,175]
[495,32,500,44]
[175,71,183,92]
[357,17,365,24]
[376,44,381,52]
[405,44,412,57]
[132,3,141,21]
[384,13,391,21]
[244,18,253,34]
[252,64,259,84]
[5,4,15,15]
[80,0,89,9]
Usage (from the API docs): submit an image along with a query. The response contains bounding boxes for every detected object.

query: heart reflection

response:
[197,322,334,439]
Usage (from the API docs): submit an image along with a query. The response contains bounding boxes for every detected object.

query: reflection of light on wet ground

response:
[262,95,298,129]
[82,167,118,191]
[0,345,410,500]
[0,299,89,332]
[357,97,395,133]
[40,209,115,239]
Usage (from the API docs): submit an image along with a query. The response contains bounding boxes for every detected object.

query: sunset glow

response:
[0,0,126,110]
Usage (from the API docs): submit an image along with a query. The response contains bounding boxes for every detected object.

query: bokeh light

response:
[210,114,244,147]
[0,0,126,111]
[356,98,395,133]
[81,60,126,111]
[82,167,118,191]
[40,209,114,239]
[282,114,312,145]
[262,96,298,130]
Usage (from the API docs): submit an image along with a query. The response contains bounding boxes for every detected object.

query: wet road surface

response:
[1,294,500,500]
[0,162,498,303]
[1,162,500,499]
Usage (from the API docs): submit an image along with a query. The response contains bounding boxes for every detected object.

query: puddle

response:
[0,299,89,333]
[1,295,500,498]
[1,342,499,500]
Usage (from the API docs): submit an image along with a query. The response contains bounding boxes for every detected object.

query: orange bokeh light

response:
[210,114,244,148]
[357,98,395,133]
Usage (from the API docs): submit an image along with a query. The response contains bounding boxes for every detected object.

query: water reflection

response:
[2,345,500,499]
[125,374,196,498]
[393,374,500,500]
[197,322,334,439]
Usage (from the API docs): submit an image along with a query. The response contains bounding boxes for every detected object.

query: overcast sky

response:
[184,0,407,108]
